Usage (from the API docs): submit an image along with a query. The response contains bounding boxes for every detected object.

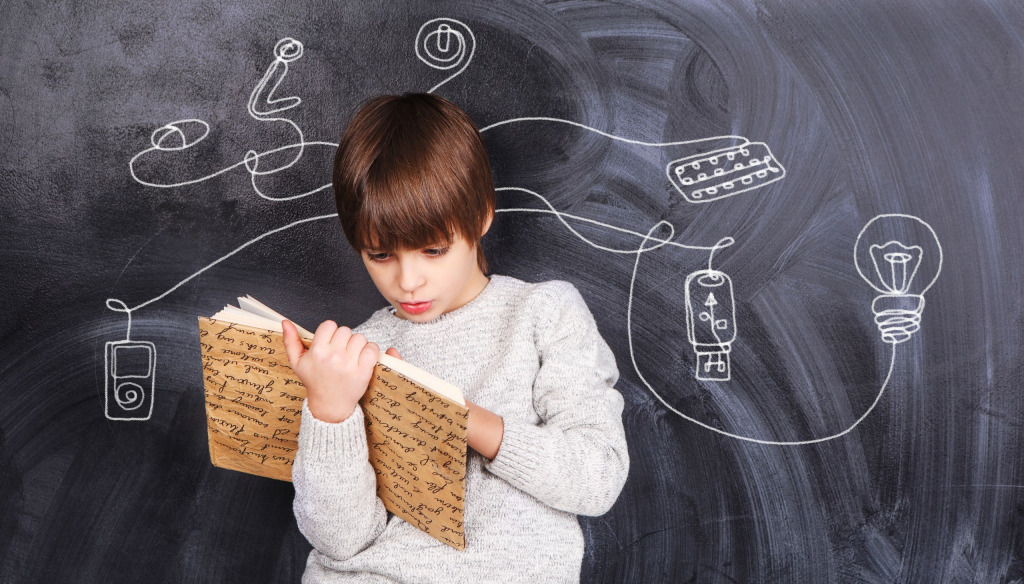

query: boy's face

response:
[360,232,489,323]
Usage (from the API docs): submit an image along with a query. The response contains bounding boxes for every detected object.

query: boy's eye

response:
[366,252,391,262]
[424,246,450,257]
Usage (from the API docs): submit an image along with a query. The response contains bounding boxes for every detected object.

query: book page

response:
[236,296,315,338]
[198,318,306,481]
[361,364,469,550]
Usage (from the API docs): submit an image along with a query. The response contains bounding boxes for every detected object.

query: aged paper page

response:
[360,364,469,550]
[198,318,305,482]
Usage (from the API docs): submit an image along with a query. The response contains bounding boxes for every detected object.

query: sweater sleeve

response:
[292,401,388,561]
[484,282,629,516]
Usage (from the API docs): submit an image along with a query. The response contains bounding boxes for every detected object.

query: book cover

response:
[197,306,469,549]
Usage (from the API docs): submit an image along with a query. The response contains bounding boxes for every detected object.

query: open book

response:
[197,296,469,550]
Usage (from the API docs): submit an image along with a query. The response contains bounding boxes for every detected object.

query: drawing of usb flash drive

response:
[684,269,737,381]
[667,142,785,204]
[104,339,156,421]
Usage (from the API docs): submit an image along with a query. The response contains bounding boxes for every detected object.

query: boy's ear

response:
[481,209,494,237]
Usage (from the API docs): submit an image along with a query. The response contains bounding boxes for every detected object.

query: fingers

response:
[344,332,380,373]
[311,320,340,352]
[309,321,375,367]
[281,320,304,368]
[385,347,402,360]
[359,341,380,371]
[343,328,366,354]
[303,320,379,375]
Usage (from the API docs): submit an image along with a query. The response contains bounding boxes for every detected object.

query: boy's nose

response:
[397,262,426,292]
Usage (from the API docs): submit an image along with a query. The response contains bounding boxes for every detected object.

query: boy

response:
[281,93,628,583]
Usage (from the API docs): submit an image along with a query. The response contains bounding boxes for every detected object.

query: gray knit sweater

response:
[292,275,629,583]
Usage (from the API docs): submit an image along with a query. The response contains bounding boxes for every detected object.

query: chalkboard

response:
[2,1,1023,582]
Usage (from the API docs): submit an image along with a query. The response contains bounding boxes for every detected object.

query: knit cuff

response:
[484,420,549,490]
[299,400,368,462]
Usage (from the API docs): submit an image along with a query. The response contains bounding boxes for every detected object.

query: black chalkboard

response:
[2,1,1023,582]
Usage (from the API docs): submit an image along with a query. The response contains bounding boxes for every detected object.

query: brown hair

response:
[333,93,496,273]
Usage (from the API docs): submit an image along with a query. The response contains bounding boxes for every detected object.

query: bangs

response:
[351,169,459,252]
[333,93,495,267]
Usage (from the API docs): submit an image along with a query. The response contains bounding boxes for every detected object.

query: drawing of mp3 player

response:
[104,340,156,420]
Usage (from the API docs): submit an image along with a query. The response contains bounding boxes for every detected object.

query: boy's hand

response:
[282,319,379,423]
[465,398,505,461]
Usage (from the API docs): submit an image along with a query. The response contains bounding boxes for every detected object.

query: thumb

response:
[281,320,305,368]
[385,347,402,360]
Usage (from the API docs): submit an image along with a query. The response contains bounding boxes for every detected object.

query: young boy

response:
[281,93,629,583]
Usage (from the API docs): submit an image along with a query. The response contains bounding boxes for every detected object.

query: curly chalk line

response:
[128,38,336,202]
[480,116,750,149]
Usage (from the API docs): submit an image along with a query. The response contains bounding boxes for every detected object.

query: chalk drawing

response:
[103,213,336,420]
[128,37,336,202]
[416,18,476,93]
[111,26,923,448]
[625,223,904,445]
[104,339,156,421]
[685,269,736,381]
[494,184,740,381]
[242,37,307,189]
[854,214,943,344]
[667,142,786,203]
[480,116,752,148]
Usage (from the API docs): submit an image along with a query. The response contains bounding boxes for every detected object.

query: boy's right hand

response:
[282,319,379,423]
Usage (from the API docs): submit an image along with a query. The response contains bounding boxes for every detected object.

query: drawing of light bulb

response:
[684,269,737,381]
[854,214,942,344]
[415,18,476,93]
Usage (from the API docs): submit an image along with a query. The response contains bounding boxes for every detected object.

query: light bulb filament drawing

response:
[870,241,922,295]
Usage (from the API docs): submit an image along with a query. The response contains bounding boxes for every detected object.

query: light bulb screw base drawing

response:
[872,293,924,344]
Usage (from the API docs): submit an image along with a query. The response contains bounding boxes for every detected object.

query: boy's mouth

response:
[399,301,432,315]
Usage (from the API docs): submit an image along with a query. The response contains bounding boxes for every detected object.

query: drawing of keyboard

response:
[667,142,785,204]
